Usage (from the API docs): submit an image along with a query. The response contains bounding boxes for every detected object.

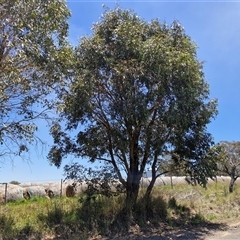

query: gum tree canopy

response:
[49,9,218,211]
[0,0,71,159]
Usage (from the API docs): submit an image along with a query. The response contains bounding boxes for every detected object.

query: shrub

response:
[134,195,168,225]
[9,181,20,185]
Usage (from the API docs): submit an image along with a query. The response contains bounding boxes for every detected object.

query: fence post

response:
[4,183,7,204]
[60,179,63,197]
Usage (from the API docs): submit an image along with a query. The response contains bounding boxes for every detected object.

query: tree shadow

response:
[103,195,229,240]
[103,222,228,240]
[10,195,228,240]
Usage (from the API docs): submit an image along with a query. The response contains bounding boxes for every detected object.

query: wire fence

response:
[0,179,69,204]
[0,183,7,204]
[0,176,234,204]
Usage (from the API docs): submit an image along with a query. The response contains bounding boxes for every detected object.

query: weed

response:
[38,202,64,227]
[168,197,177,209]
[223,186,229,197]
[134,194,168,226]
[191,213,205,225]
[0,181,239,238]
[0,214,15,239]
[206,213,217,221]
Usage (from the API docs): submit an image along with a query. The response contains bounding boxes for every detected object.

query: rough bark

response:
[144,177,156,202]
[229,166,238,193]
[125,173,141,218]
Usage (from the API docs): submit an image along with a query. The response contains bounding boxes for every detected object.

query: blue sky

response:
[1,1,240,183]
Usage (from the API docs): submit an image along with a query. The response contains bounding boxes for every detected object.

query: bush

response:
[9,181,20,185]
[134,195,168,225]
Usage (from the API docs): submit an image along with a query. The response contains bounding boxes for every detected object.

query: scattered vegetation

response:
[1,181,240,239]
[9,181,20,185]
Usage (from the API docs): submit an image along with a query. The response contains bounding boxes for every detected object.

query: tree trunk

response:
[144,176,156,201]
[229,166,237,193]
[229,177,237,193]
[229,177,236,193]
[143,155,158,201]
[124,173,141,219]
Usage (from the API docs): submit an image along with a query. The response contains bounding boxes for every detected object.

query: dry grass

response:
[153,180,240,223]
[0,180,240,239]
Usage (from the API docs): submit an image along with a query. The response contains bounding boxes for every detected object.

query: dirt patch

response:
[38,220,240,239]
[85,222,228,240]
[206,220,240,240]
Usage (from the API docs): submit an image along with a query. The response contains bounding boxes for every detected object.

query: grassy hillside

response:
[0,180,240,239]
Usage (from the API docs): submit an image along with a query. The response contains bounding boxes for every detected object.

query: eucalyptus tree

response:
[217,141,240,193]
[0,0,72,160]
[48,8,218,213]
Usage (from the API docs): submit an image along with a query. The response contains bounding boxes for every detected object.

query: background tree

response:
[0,0,71,161]
[217,141,240,193]
[9,180,20,185]
[48,8,218,214]
[168,131,220,186]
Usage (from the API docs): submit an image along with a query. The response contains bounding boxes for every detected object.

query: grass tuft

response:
[0,181,240,238]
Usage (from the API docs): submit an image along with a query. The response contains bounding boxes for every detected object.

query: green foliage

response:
[1,181,240,238]
[217,141,240,192]
[190,213,205,225]
[168,196,178,209]
[38,202,64,227]
[0,0,72,158]
[64,163,124,198]
[217,141,240,176]
[9,180,20,185]
[48,7,218,212]
[77,193,121,235]
[134,195,168,225]
[159,143,221,185]
[0,214,15,238]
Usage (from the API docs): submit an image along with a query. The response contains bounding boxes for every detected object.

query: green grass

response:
[1,181,240,239]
